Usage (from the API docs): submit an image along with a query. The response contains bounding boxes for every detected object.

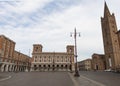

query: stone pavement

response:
[0,72,13,81]
[68,72,106,86]
[0,72,106,86]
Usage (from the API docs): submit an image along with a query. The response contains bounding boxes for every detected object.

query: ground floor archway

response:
[31,64,72,71]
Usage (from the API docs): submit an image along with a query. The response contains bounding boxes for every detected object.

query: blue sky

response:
[0,0,120,61]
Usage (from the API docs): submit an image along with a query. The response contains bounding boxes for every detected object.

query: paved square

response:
[0,72,74,86]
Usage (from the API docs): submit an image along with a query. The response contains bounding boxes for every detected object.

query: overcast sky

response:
[0,0,120,61]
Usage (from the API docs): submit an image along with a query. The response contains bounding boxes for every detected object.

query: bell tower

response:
[32,44,43,53]
[101,2,120,69]
[66,45,74,54]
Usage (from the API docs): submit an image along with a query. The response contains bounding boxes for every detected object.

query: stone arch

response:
[13,65,15,72]
[34,65,37,71]
[43,64,46,67]
[18,66,20,72]
[56,64,59,70]
[61,64,63,68]
[57,64,59,68]
[65,64,68,69]
[19,66,22,72]
[52,64,55,71]
[24,66,26,71]
[43,65,46,70]
[39,65,41,71]
[0,64,2,72]
[16,65,18,71]
[4,64,6,72]
[14,65,17,72]
[0,64,5,72]
[96,64,98,70]
[22,66,24,72]
[48,64,50,68]
[8,65,11,72]
[69,64,72,71]
[48,64,50,71]
[11,65,14,71]
[39,65,41,68]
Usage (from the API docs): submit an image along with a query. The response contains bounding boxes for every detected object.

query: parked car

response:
[104,69,112,72]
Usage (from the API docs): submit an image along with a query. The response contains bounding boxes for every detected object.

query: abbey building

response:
[101,2,120,71]
[80,2,120,72]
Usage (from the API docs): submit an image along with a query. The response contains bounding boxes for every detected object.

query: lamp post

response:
[70,28,80,77]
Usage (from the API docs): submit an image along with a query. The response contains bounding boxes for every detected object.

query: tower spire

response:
[104,1,111,17]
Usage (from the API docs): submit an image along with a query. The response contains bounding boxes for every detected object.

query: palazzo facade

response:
[78,59,92,71]
[0,35,31,72]
[31,44,75,71]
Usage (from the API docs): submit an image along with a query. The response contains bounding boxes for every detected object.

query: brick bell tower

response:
[101,2,120,70]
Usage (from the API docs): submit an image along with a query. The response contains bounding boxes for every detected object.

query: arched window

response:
[65,65,67,68]
[48,65,50,68]
[43,65,46,68]
[57,65,59,68]
[39,65,41,67]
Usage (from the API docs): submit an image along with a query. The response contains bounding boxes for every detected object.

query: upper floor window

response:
[35,47,38,51]
[35,56,37,59]
[69,48,72,53]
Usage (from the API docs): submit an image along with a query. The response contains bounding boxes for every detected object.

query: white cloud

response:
[0,0,120,61]
[0,0,53,13]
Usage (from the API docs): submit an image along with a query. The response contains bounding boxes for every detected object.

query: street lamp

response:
[70,28,80,77]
